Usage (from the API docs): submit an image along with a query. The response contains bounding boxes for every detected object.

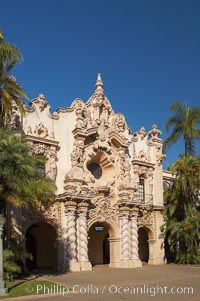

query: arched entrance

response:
[88,222,110,266]
[138,227,149,262]
[138,227,153,263]
[26,222,57,270]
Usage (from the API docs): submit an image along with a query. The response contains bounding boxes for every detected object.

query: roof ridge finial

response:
[95,73,104,93]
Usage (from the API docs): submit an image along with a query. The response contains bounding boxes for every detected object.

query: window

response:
[163,181,170,191]
[38,163,46,175]
[87,163,102,179]
[139,178,145,202]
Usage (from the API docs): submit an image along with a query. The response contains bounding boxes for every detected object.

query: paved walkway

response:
[1,264,200,301]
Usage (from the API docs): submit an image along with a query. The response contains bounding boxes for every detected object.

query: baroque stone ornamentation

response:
[32,93,48,112]
[71,140,84,168]
[148,124,162,138]
[111,113,126,133]
[138,150,148,162]
[8,103,21,132]
[89,197,118,224]
[119,211,129,259]
[78,202,89,262]
[8,73,167,272]
[28,142,58,182]
[133,127,147,141]
[64,201,77,262]
[138,207,154,227]
[130,212,139,259]
[34,122,49,138]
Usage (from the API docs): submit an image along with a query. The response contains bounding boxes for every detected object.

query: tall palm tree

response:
[0,127,56,212]
[0,28,29,125]
[164,101,200,155]
[161,155,200,264]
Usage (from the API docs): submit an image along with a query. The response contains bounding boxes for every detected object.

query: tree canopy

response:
[161,154,200,264]
[164,101,200,155]
[0,127,56,212]
[0,28,29,125]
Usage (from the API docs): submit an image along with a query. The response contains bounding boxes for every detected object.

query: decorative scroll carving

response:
[138,150,148,162]
[138,207,153,227]
[89,197,118,224]
[9,104,21,131]
[73,99,86,129]
[29,142,58,182]
[71,140,84,168]
[148,124,162,138]
[47,147,57,181]
[34,122,49,138]
[111,113,126,133]
[148,168,154,196]
[133,127,147,141]
[33,93,48,112]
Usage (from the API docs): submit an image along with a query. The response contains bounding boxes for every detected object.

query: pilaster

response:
[77,202,92,271]
[64,201,80,272]
[129,208,142,267]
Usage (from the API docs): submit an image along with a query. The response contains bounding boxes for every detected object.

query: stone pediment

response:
[132,159,155,168]
[25,135,59,148]
[109,130,130,148]
[31,93,49,112]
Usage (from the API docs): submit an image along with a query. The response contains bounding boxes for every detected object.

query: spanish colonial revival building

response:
[9,74,166,272]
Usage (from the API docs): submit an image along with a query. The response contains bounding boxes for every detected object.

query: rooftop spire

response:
[95,73,104,93]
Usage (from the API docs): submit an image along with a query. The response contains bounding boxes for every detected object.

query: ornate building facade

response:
[9,74,166,272]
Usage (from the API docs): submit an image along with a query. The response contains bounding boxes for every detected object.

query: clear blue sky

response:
[1,0,200,166]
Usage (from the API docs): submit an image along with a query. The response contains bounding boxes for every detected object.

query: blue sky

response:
[1,0,200,166]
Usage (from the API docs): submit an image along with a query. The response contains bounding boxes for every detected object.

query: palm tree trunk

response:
[185,138,189,155]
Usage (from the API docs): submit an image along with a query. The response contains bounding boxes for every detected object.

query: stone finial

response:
[95,73,104,94]
[148,124,162,138]
[33,93,48,112]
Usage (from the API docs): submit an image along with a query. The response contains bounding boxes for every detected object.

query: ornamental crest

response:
[89,197,118,224]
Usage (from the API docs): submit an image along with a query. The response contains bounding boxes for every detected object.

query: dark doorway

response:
[138,227,149,263]
[26,222,56,270]
[88,222,110,266]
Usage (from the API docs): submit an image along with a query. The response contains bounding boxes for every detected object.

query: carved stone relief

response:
[8,103,21,131]
[138,150,148,162]
[33,93,48,112]
[89,197,118,224]
[28,142,58,182]
[34,122,49,138]
[138,207,154,227]
[111,113,126,133]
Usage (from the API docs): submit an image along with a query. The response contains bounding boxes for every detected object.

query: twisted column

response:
[78,202,89,261]
[130,208,139,259]
[119,207,130,259]
[64,201,77,263]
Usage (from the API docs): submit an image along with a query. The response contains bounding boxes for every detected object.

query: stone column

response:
[64,201,80,272]
[119,207,130,262]
[148,239,156,264]
[108,237,121,268]
[78,202,92,271]
[55,239,63,272]
[130,208,142,267]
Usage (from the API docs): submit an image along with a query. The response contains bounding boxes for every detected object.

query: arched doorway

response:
[26,222,57,270]
[88,222,110,266]
[138,227,150,263]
